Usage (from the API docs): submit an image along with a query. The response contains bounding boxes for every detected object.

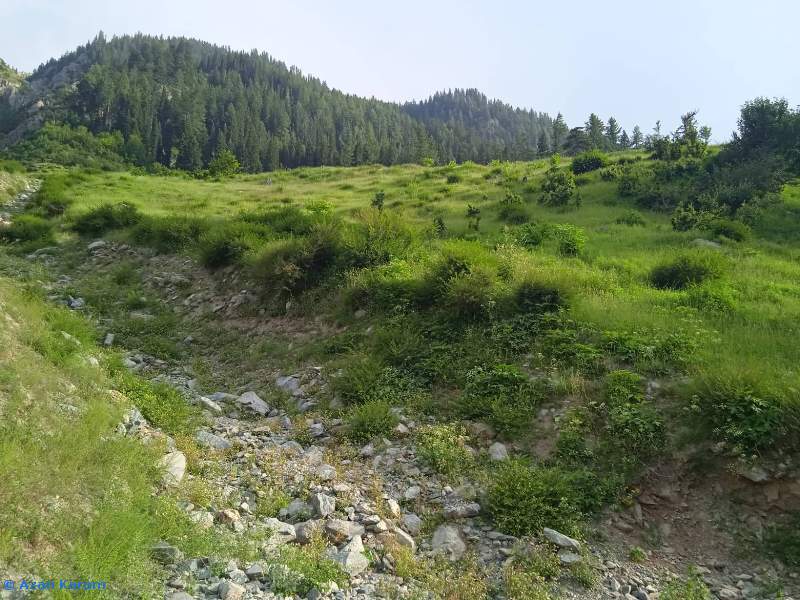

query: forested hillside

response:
[0,34,554,171]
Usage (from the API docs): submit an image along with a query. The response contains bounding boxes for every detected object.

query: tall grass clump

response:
[649,250,726,290]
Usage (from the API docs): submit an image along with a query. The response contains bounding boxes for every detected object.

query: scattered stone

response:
[488,442,509,461]
[386,498,402,518]
[741,465,770,483]
[150,541,183,565]
[444,502,481,519]
[87,240,107,251]
[245,563,265,580]
[158,451,187,486]
[542,528,581,552]
[402,513,423,536]
[393,528,417,552]
[310,493,336,517]
[216,508,241,528]
[263,518,297,547]
[558,550,581,565]
[236,391,270,415]
[218,580,245,600]
[199,396,223,413]
[196,430,232,450]
[333,535,370,575]
[431,525,466,561]
[325,519,365,544]
[103,332,115,346]
[404,485,421,501]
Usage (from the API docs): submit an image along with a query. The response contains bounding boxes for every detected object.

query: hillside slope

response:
[0,34,554,170]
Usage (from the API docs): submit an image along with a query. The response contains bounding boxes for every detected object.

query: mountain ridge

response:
[0,33,556,170]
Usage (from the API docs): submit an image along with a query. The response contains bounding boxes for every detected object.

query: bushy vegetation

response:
[571,149,609,174]
[0,214,54,244]
[649,251,725,290]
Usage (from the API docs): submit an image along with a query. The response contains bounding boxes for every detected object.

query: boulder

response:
[218,581,245,600]
[542,527,581,552]
[196,430,232,450]
[431,525,466,561]
[310,493,336,517]
[236,391,270,415]
[488,442,509,461]
[325,519,365,544]
[158,451,186,486]
[333,535,369,575]
[401,513,423,536]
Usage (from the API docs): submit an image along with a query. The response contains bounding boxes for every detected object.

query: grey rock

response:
[325,519,365,544]
[283,498,313,520]
[404,485,421,501]
[333,535,369,575]
[558,550,581,565]
[316,464,336,481]
[542,527,581,551]
[199,396,223,413]
[236,391,270,415]
[295,519,324,544]
[245,563,265,580]
[431,524,466,561]
[151,541,183,565]
[741,465,770,483]
[87,240,107,251]
[310,493,336,517]
[103,332,115,346]
[196,430,232,450]
[218,580,245,600]
[444,502,480,519]
[262,517,297,547]
[275,374,302,396]
[401,513,423,536]
[158,451,187,486]
[393,528,417,552]
[488,442,509,461]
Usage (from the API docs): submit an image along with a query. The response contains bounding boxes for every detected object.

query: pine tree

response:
[605,117,621,148]
[585,114,606,150]
[619,130,630,149]
[552,112,568,152]
[631,125,644,149]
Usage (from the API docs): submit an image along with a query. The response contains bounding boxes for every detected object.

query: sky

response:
[1,0,798,142]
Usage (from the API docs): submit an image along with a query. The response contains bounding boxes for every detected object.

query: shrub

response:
[486,460,586,536]
[131,216,207,253]
[242,206,318,235]
[499,203,529,224]
[603,370,644,406]
[72,203,141,235]
[660,569,711,600]
[458,365,546,435]
[117,373,198,435]
[571,150,609,174]
[198,233,247,268]
[553,224,586,256]
[207,149,240,177]
[599,165,621,181]
[709,218,751,241]
[764,512,800,568]
[446,173,461,184]
[345,399,399,443]
[515,222,549,248]
[615,210,646,226]
[689,376,788,454]
[416,423,474,477]
[649,252,725,290]
[617,167,642,196]
[540,156,577,207]
[683,284,736,313]
[513,279,566,313]
[443,268,497,322]
[0,214,54,243]
[371,190,385,210]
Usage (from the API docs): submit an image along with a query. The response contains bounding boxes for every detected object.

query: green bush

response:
[683,284,736,313]
[599,165,621,181]
[499,203,529,224]
[345,399,399,443]
[617,167,642,196]
[73,203,141,236]
[443,267,497,322]
[660,569,711,600]
[513,279,566,313]
[689,376,789,454]
[603,370,644,406]
[615,210,646,226]
[540,157,577,207]
[709,218,751,241]
[649,252,725,290]
[515,222,549,248]
[571,150,609,174]
[415,423,474,477]
[0,214,54,243]
[198,233,247,268]
[458,365,546,435]
[553,224,586,256]
[242,206,318,235]
[446,173,461,184]
[131,216,207,253]
[486,460,587,536]
[117,373,198,435]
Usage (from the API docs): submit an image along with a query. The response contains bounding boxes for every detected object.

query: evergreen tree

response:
[619,130,631,149]
[585,114,607,150]
[631,125,644,149]
[552,112,568,152]
[605,116,621,148]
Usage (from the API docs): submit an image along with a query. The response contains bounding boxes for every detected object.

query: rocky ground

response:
[5,184,799,599]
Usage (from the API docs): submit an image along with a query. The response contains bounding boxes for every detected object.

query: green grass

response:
[7,155,800,551]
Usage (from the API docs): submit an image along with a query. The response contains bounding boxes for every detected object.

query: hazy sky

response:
[1,0,798,141]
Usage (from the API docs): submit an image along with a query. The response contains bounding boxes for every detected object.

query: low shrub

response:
[513,279,566,313]
[458,365,546,435]
[649,251,725,290]
[553,224,586,256]
[689,376,789,454]
[0,214,54,243]
[486,460,590,536]
[515,222,549,248]
[198,233,247,268]
[72,203,141,235]
[764,512,800,568]
[603,370,644,406]
[446,173,461,184]
[615,210,646,226]
[117,373,198,435]
[617,167,642,196]
[345,399,399,443]
[131,216,207,253]
[682,284,736,313]
[571,150,609,174]
[709,218,751,241]
[599,165,622,181]
[499,203,529,224]
[442,267,497,322]
[415,423,474,477]
[660,569,711,600]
